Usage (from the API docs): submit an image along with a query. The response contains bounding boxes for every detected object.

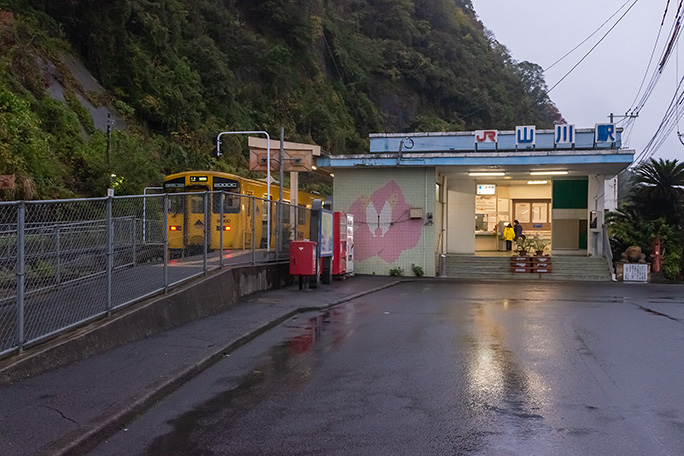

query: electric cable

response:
[542,0,641,99]
[544,0,634,73]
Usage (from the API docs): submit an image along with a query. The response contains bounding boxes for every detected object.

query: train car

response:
[163,171,321,256]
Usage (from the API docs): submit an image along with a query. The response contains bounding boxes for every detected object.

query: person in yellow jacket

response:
[503,222,515,252]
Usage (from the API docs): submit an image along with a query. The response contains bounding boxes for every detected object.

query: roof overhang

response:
[317,149,634,178]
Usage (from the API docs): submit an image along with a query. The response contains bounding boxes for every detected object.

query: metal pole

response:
[132,215,137,266]
[106,196,113,316]
[252,197,256,265]
[17,202,25,352]
[143,192,146,243]
[163,194,169,291]
[55,226,61,285]
[203,192,208,274]
[219,192,224,268]
[143,187,163,244]
[216,130,271,251]
[278,127,284,258]
[106,113,112,168]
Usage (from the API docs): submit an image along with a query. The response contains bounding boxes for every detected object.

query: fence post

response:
[17,202,25,353]
[106,196,113,316]
[132,216,137,267]
[203,192,208,274]
[219,192,224,268]
[276,202,281,261]
[252,197,256,266]
[55,226,61,285]
[163,193,169,291]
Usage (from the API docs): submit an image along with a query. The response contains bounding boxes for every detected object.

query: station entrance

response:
[473,179,552,253]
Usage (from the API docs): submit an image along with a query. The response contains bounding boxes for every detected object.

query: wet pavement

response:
[2,278,684,455]
[81,280,684,456]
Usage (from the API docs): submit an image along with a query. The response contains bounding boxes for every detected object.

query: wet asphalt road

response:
[89,281,684,455]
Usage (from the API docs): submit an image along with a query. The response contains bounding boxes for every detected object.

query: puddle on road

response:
[142,302,368,455]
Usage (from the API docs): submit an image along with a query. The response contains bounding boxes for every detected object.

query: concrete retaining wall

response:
[0,263,291,385]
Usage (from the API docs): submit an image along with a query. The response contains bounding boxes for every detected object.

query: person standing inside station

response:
[503,222,515,252]
[513,220,523,241]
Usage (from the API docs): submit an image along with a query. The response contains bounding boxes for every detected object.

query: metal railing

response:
[0,192,313,357]
[602,224,617,281]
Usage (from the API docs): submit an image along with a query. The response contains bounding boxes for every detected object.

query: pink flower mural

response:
[348,181,422,262]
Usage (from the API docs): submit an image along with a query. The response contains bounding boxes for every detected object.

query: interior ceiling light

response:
[312,165,317,170]
[529,171,568,176]
[527,180,548,185]
[468,172,505,176]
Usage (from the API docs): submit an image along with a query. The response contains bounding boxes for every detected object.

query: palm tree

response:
[629,158,684,227]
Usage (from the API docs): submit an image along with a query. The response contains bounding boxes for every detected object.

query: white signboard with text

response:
[623,263,648,282]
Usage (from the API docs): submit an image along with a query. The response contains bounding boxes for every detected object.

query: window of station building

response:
[436,182,443,203]
[475,186,497,233]
[532,202,548,223]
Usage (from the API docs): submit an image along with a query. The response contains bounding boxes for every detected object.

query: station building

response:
[316,125,633,277]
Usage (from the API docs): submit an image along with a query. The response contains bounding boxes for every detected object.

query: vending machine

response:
[333,212,354,277]
[345,213,354,276]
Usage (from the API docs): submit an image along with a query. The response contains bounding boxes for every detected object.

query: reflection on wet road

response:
[89,282,684,456]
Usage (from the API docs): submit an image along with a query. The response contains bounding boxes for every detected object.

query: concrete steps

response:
[444,255,612,281]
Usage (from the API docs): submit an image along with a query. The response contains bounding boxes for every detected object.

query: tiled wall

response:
[333,168,436,276]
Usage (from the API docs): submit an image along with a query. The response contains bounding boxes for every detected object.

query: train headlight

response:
[224,226,231,231]
[169,225,181,231]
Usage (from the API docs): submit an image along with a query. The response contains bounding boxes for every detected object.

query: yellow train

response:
[163,171,322,256]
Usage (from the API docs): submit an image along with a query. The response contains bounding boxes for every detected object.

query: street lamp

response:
[216,130,272,251]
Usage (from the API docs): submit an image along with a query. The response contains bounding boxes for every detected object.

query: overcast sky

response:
[470,0,683,163]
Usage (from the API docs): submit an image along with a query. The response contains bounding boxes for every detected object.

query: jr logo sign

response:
[475,130,497,143]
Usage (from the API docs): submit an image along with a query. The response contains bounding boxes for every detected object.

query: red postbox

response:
[290,241,317,276]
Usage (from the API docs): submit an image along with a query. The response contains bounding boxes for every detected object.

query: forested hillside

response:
[0,0,562,199]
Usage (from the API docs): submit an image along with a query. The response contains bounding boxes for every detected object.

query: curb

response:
[46,280,401,456]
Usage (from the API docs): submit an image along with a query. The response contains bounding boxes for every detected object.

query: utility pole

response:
[106,113,112,168]
[609,112,638,123]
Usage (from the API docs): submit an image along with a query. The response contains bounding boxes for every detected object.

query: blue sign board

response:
[595,124,616,143]
[555,124,575,144]
[516,126,536,147]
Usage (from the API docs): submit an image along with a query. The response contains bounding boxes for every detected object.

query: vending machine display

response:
[332,212,354,277]
[346,213,354,276]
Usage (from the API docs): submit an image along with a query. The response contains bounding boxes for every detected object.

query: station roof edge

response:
[368,127,623,138]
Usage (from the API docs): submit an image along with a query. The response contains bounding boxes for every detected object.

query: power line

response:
[543,0,641,99]
[544,0,634,73]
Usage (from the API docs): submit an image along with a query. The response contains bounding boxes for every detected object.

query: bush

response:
[411,263,424,277]
[662,251,682,281]
[389,266,403,276]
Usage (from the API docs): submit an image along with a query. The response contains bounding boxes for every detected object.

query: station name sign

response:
[474,124,616,146]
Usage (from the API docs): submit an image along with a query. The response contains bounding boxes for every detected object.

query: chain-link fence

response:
[0,192,315,357]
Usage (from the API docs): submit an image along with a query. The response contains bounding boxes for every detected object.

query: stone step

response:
[443,255,612,281]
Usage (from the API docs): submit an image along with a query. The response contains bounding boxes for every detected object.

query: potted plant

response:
[515,237,534,256]
[530,235,549,256]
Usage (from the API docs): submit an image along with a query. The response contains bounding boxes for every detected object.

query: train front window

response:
[190,194,205,213]
[212,192,241,214]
